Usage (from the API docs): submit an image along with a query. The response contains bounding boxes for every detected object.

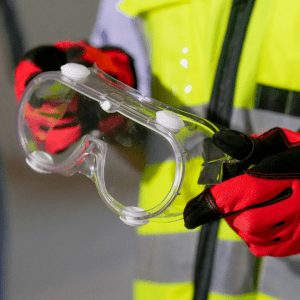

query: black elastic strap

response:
[207,0,256,127]
[193,220,219,300]
[193,1,256,299]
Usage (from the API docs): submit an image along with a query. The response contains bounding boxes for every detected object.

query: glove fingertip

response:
[24,45,67,71]
[184,190,222,229]
[212,130,254,160]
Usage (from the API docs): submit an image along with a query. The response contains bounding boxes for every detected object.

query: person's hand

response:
[184,127,300,257]
[15,40,136,154]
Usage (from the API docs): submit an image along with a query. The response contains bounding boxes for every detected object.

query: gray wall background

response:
[0,1,136,299]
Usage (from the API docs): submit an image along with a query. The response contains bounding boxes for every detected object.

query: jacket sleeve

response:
[89,0,151,96]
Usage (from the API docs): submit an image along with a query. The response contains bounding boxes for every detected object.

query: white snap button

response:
[61,63,90,81]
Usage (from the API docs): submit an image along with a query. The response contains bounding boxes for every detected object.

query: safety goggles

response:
[17,63,229,226]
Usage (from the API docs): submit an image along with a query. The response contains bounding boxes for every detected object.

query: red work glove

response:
[15,40,136,154]
[184,128,300,257]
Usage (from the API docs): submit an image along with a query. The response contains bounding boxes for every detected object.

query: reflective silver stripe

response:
[231,107,300,134]
[210,239,256,295]
[135,231,198,282]
[259,254,300,300]
[146,130,216,165]
[136,231,256,294]
[178,104,209,119]
[179,104,300,135]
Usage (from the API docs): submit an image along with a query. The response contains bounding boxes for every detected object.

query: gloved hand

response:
[184,127,300,257]
[15,40,136,154]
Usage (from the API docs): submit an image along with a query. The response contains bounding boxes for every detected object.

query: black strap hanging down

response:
[207,0,256,128]
[193,219,219,300]
[193,1,256,300]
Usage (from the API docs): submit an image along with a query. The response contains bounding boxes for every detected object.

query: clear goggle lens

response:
[18,68,228,225]
[21,80,178,219]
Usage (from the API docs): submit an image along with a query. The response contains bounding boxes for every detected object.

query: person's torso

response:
[114,2,300,300]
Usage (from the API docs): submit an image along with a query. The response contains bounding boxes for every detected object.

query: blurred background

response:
[0,0,137,299]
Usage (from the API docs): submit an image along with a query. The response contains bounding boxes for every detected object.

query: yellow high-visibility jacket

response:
[90,0,300,299]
